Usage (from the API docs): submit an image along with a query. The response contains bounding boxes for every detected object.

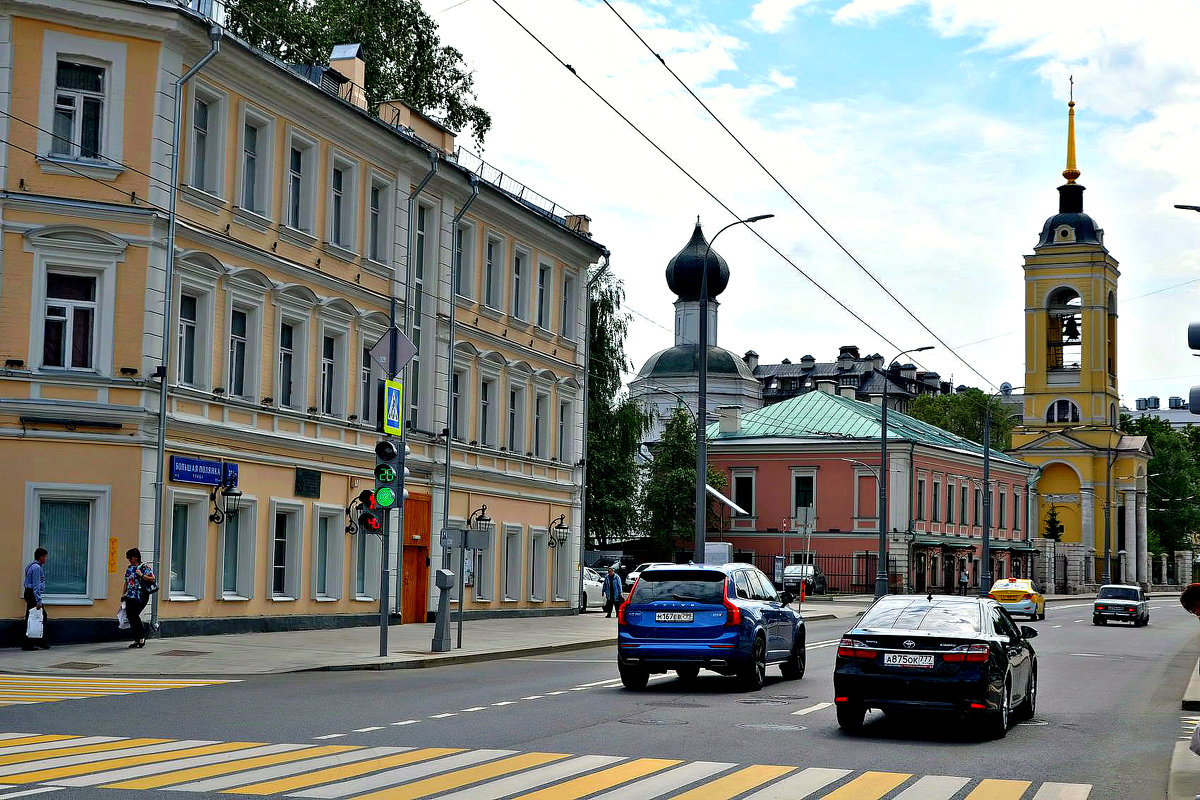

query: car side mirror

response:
[1020,625,1038,639]
[779,592,793,606]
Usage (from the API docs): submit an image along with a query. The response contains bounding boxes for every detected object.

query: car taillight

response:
[942,644,990,663]
[617,580,635,624]
[722,578,742,626]
[1022,593,1032,601]
[1096,604,1106,611]
[836,638,877,659]
[986,593,996,600]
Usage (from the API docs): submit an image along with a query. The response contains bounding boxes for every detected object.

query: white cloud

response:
[832,0,921,26]
[766,68,796,88]
[749,0,819,33]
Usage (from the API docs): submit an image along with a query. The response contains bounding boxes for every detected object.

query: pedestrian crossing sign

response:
[383,379,404,436]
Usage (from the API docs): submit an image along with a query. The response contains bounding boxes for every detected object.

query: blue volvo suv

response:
[617,563,806,691]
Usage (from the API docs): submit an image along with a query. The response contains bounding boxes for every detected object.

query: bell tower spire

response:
[1063,75,1080,184]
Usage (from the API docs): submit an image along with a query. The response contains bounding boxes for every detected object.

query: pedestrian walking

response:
[121,548,156,649]
[22,548,49,651]
[958,565,969,596]
[602,566,624,618]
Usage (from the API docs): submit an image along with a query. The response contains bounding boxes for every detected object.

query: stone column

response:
[1118,551,1127,584]
[1177,551,1193,588]
[1137,492,1149,585]
[1124,491,1138,585]
[1079,487,1095,554]
[1159,553,1169,587]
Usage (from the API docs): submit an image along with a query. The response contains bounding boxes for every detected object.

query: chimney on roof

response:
[1170,396,1184,409]
[565,214,591,236]
[800,355,815,368]
[743,350,759,371]
[329,44,367,110]
[1135,398,1147,411]
[1148,396,1160,409]
[838,345,860,359]
[718,405,741,434]
[816,377,836,394]
[837,383,856,399]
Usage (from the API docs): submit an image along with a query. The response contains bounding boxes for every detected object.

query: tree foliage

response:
[908,388,1018,450]
[1121,415,1200,554]
[584,270,649,549]
[640,408,727,552]
[226,0,491,142]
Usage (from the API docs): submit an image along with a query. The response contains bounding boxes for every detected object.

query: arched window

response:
[1106,291,1117,378]
[1047,287,1083,371]
[1047,399,1081,423]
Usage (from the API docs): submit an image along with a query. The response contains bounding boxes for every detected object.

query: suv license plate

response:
[655,612,694,623]
[883,653,935,668]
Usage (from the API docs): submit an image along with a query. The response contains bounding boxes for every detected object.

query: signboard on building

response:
[170,455,238,486]
[294,467,321,498]
[383,379,404,436]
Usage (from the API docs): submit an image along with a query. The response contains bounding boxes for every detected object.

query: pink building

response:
[707,391,1038,593]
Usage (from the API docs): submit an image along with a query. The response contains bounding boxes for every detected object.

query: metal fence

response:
[729,552,900,595]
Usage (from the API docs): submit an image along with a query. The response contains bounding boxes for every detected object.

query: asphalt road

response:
[2,598,1197,799]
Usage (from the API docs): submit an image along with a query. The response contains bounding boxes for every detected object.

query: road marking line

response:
[792,702,833,716]
[511,757,680,800]
[492,701,517,706]
[671,764,795,799]
[568,687,590,691]
[229,748,459,796]
[429,713,457,718]
[0,788,65,798]
[431,755,625,800]
[966,778,1033,799]
[167,747,410,794]
[520,696,543,701]
[105,744,359,790]
[52,744,308,787]
[893,775,970,800]
[1030,782,1092,799]
[576,678,620,687]
[1073,620,1083,623]
[289,748,514,798]
[545,691,566,696]
[0,741,245,782]
[351,727,385,733]
[1052,625,1062,628]
[739,767,851,799]
[313,735,347,740]
[588,761,736,800]
[0,741,208,778]
[349,751,570,800]
[0,737,81,751]
[391,721,418,727]
[459,708,487,713]
[1068,653,1105,658]
[0,738,124,760]
[820,771,911,800]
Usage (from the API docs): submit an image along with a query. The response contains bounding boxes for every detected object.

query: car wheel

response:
[780,636,806,680]
[989,680,1010,739]
[619,665,648,691]
[1014,669,1036,721]
[836,701,865,733]
[676,666,700,682]
[739,635,767,691]
[1092,616,1105,626]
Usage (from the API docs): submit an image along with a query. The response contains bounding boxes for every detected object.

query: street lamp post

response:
[876,346,934,599]
[694,214,773,563]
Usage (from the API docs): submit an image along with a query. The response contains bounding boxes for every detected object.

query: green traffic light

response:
[376,486,397,508]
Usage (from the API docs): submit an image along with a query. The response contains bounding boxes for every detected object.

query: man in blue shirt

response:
[602,566,624,618]
[22,548,49,650]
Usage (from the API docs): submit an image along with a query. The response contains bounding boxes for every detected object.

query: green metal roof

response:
[709,390,1026,468]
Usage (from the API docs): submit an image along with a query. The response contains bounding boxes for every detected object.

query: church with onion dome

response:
[628,220,762,444]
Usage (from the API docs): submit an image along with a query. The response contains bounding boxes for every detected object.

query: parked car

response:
[782,564,827,596]
[1092,584,1149,626]
[987,578,1045,620]
[580,567,605,611]
[626,562,673,590]
[834,594,1038,739]
[617,563,806,691]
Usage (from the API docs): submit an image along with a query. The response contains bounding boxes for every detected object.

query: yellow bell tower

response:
[1010,89,1151,588]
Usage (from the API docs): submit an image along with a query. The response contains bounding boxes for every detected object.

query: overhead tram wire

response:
[600,0,995,391]
[486,0,909,359]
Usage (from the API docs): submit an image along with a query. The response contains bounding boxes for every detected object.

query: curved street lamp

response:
[695,214,773,562]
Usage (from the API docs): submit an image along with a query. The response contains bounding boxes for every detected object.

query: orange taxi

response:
[987,578,1045,620]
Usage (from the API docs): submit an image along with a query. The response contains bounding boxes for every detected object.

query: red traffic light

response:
[358,510,382,532]
[357,489,378,510]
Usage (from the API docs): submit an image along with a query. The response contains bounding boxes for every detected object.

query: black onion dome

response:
[1037,182,1103,247]
[636,345,756,380]
[665,222,729,301]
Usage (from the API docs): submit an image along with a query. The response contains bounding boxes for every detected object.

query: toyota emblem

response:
[903,640,916,649]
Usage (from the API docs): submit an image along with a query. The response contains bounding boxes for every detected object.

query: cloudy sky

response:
[422,0,1200,406]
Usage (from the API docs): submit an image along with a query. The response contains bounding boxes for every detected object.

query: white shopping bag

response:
[25,608,43,639]
[116,603,130,630]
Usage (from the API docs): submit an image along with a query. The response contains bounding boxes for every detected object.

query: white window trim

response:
[731,469,756,519]
[451,366,470,442]
[28,242,120,377]
[533,391,550,459]
[553,529,572,602]
[478,368,499,448]
[312,504,345,600]
[327,152,359,254]
[223,289,264,400]
[557,397,575,463]
[560,271,579,340]
[535,260,553,331]
[175,275,215,391]
[506,383,527,454]
[166,488,208,601]
[356,323,386,424]
[317,312,353,418]
[511,246,531,321]
[23,482,111,605]
[445,516,468,604]
[267,499,304,600]
[274,310,309,411]
[188,81,227,197]
[284,128,318,235]
[529,527,547,602]
[37,32,127,170]
[367,173,393,267]
[353,527,382,601]
[220,495,257,600]
[455,222,476,300]
[484,235,504,311]
[474,524,494,602]
[236,104,274,220]
[502,523,523,601]
[851,468,877,524]
[790,468,818,521]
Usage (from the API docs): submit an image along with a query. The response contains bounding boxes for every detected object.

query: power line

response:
[599,0,995,391]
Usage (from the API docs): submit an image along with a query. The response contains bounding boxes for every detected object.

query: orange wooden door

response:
[401,495,431,623]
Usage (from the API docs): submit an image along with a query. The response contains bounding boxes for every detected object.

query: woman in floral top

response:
[122,548,156,648]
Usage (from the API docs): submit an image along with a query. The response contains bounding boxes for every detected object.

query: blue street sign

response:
[171,455,238,486]
[383,379,404,436]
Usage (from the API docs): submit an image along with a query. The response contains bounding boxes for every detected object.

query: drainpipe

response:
[394,151,438,616]
[577,249,611,610]
[441,176,480,567]
[150,25,221,633]
[906,441,916,593]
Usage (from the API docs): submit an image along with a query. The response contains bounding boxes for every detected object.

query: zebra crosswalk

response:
[0,675,232,706]
[0,732,1093,799]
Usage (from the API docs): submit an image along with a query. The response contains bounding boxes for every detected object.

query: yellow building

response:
[1009,97,1150,590]
[2,0,603,642]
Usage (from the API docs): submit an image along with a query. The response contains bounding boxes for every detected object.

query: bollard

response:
[431,568,454,653]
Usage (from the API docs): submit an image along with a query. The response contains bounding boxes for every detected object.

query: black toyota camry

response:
[833,594,1038,739]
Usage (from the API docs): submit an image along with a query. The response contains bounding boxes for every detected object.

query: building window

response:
[178,294,198,385]
[42,272,97,370]
[313,509,343,600]
[998,491,1007,529]
[410,205,430,421]
[228,308,249,398]
[511,249,528,319]
[561,275,576,338]
[507,386,525,451]
[361,347,373,423]
[451,370,467,440]
[270,506,302,599]
[480,378,495,446]
[241,122,258,209]
[170,503,189,595]
[946,483,954,523]
[503,526,521,601]
[554,534,570,600]
[485,237,502,308]
[1013,493,1021,531]
[732,473,755,518]
[368,182,390,262]
[793,474,815,516]
[534,393,549,458]
[356,531,370,598]
[1047,286,1083,371]
[530,530,547,601]
[191,97,210,189]
[286,137,316,232]
[328,158,356,250]
[536,263,551,329]
[917,477,926,521]
[474,531,494,601]
[558,400,572,461]
[974,488,982,526]
[320,331,346,417]
[278,322,297,408]
[168,496,206,599]
[1047,399,1081,424]
[932,481,941,522]
[960,486,968,525]
[52,60,104,160]
[40,498,90,596]
[455,224,475,298]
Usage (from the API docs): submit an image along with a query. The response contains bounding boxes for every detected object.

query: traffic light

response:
[373,437,410,511]
[356,488,382,535]
[1190,323,1200,414]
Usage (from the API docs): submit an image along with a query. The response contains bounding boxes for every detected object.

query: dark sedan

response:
[833,594,1038,739]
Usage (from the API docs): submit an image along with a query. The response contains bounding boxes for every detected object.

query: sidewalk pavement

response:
[1171,658,1200,800]
[0,602,871,678]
